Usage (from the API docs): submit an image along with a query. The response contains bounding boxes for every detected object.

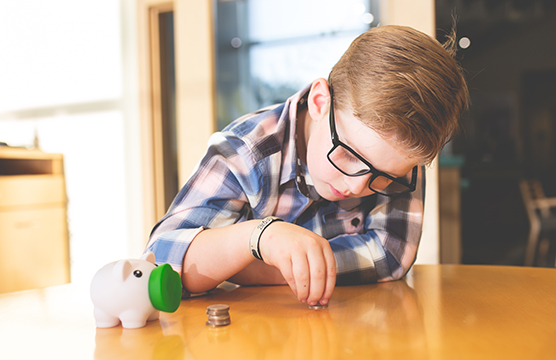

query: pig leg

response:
[120,309,150,329]
[94,307,121,328]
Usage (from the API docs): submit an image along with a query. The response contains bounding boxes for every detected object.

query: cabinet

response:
[439,158,463,264]
[0,147,70,293]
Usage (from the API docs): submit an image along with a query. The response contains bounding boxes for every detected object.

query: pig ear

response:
[140,252,156,264]
[113,260,133,282]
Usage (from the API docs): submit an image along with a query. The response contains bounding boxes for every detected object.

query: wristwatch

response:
[249,216,283,261]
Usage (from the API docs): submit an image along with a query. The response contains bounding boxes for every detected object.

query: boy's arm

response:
[146,133,335,305]
[149,216,336,305]
[179,220,277,291]
[181,220,336,306]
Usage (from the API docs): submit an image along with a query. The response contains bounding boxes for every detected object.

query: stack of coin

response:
[206,304,231,327]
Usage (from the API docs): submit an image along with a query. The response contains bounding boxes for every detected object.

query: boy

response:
[146,25,468,307]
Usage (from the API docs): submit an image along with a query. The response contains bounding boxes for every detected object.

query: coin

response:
[308,303,328,310]
[206,304,229,314]
[206,318,231,326]
[206,304,231,326]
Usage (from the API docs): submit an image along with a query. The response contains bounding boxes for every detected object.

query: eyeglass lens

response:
[328,145,412,195]
[328,145,370,175]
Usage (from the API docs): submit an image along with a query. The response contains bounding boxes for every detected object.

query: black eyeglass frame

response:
[326,85,418,197]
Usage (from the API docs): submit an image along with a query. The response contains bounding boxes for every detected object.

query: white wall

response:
[0,0,145,284]
[379,0,439,264]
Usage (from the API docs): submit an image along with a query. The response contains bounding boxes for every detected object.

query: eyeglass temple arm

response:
[328,84,338,143]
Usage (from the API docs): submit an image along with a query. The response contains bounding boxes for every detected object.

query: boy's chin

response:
[312,186,334,201]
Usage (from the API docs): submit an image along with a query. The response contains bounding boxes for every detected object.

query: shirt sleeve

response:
[329,166,425,284]
[145,132,257,275]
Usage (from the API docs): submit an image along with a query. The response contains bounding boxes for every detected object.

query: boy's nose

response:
[344,174,372,195]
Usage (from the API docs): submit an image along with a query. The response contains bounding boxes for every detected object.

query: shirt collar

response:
[280,84,322,201]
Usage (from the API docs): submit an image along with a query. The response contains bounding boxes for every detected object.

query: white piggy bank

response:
[90,252,182,329]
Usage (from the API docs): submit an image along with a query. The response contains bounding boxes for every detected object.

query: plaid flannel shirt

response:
[146,85,425,284]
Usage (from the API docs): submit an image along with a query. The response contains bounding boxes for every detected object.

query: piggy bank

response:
[90,252,182,329]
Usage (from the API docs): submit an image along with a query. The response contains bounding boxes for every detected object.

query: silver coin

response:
[206,304,231,326]
[206,318,231,326]
[308,303,328,310]
[206,304,230,315]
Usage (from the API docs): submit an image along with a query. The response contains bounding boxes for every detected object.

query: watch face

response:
[258,217,274,230]
[250,217,282,261]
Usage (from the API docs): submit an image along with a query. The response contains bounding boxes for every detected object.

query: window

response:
[215,0,377,129]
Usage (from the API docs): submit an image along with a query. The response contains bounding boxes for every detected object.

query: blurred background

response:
[436,0,556,266]
[0,0,554,292]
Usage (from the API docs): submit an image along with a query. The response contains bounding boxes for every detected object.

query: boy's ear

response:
[307,78,330,122]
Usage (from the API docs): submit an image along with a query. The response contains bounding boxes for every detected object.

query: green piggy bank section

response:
[148,263,182,313]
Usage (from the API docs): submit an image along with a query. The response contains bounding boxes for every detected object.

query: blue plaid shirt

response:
[146,85,425,284]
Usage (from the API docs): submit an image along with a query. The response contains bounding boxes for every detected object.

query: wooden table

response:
[1,265,555,359]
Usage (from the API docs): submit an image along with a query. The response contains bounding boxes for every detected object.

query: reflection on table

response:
[1,265,555,360]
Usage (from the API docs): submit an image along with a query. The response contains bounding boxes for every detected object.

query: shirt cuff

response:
[146,226,205,276]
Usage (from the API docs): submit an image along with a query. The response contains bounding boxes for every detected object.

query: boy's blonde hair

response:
[329,25,469,165]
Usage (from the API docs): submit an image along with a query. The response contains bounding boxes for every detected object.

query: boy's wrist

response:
[249,216,283,261]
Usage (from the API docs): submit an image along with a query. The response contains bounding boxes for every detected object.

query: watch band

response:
[249,216,283,261]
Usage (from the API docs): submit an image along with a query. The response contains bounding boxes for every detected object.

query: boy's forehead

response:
[337,111,417,177]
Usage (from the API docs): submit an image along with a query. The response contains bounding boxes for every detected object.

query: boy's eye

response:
[133,270,143,278]
[340,149,368,169]
[348,154,362,165]
[337,147,359,163]
[329,145,372,176]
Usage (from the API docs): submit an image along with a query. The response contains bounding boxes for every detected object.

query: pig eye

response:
[133,270,143,278]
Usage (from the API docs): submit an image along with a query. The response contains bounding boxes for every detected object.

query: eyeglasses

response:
[326,85,418,197]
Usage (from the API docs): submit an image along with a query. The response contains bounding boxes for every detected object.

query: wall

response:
[0,0,145,284]
[380,0,439,264]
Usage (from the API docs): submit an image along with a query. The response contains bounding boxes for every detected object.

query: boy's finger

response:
[291,253,310,302]
[320,249,337,304]
[278,259,297,298]
[306,250,327,306]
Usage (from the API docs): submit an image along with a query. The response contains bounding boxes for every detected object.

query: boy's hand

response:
[258,222,336,306]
